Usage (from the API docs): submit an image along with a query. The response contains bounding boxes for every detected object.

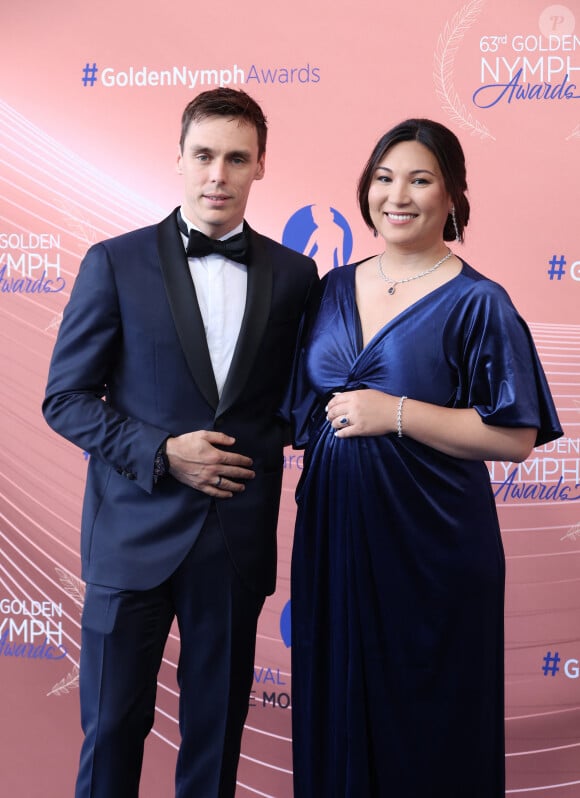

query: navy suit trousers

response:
[75,507,264,798]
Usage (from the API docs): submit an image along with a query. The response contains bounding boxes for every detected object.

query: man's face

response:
[177,115,265,239]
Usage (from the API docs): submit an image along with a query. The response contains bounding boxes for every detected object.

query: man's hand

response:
[165,431,255,497]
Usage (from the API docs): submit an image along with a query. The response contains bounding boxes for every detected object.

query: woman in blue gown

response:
[289,119,562,797]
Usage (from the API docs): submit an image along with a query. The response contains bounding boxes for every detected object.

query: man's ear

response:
[255,154,266,181]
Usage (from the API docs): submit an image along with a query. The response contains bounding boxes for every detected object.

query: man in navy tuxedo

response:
[43,88,318,798]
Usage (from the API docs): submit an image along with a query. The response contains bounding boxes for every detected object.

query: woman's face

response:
[368,140,452,251]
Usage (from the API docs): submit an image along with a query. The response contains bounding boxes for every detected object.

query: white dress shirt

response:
[179,208,247,397]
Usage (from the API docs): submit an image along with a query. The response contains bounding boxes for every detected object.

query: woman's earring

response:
[451,206,461,243]
[373,228,378,238]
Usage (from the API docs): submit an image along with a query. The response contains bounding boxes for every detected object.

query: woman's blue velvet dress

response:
[289,260,562,798]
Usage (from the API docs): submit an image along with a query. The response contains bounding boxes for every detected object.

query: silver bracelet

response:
[396,395,407,438]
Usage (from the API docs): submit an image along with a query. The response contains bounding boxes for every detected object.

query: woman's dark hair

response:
[357,118,470,242]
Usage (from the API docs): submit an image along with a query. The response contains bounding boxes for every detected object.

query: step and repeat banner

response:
[1,0,579,795]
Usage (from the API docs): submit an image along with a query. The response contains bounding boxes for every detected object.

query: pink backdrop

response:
[1,0,579,795]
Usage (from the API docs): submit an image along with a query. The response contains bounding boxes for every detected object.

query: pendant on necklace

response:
[387,285,396,295]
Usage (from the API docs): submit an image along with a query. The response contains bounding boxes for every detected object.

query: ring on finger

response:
[215,475,222,488]
[339,416,349,426]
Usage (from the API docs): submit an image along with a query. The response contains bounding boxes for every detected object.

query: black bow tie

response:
[177,214,249,264]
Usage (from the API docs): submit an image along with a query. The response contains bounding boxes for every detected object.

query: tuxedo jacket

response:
[43,209,318,596]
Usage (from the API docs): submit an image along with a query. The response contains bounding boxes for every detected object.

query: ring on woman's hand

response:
[215,476,222,487]
[339,416,349,426]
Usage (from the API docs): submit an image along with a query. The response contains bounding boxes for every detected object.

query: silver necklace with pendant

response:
[377,249,453,295]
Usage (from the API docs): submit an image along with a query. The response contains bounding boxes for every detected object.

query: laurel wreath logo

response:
[561,522,580,542]
[47,664,79,697]
[434,0,495,141]
[47,567,85,698]
[55,567,85,606]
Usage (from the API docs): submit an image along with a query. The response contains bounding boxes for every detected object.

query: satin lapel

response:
[157,210,219,410]
[217,227,272,416]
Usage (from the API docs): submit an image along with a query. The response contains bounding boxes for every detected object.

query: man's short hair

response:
[180,88,268,158]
